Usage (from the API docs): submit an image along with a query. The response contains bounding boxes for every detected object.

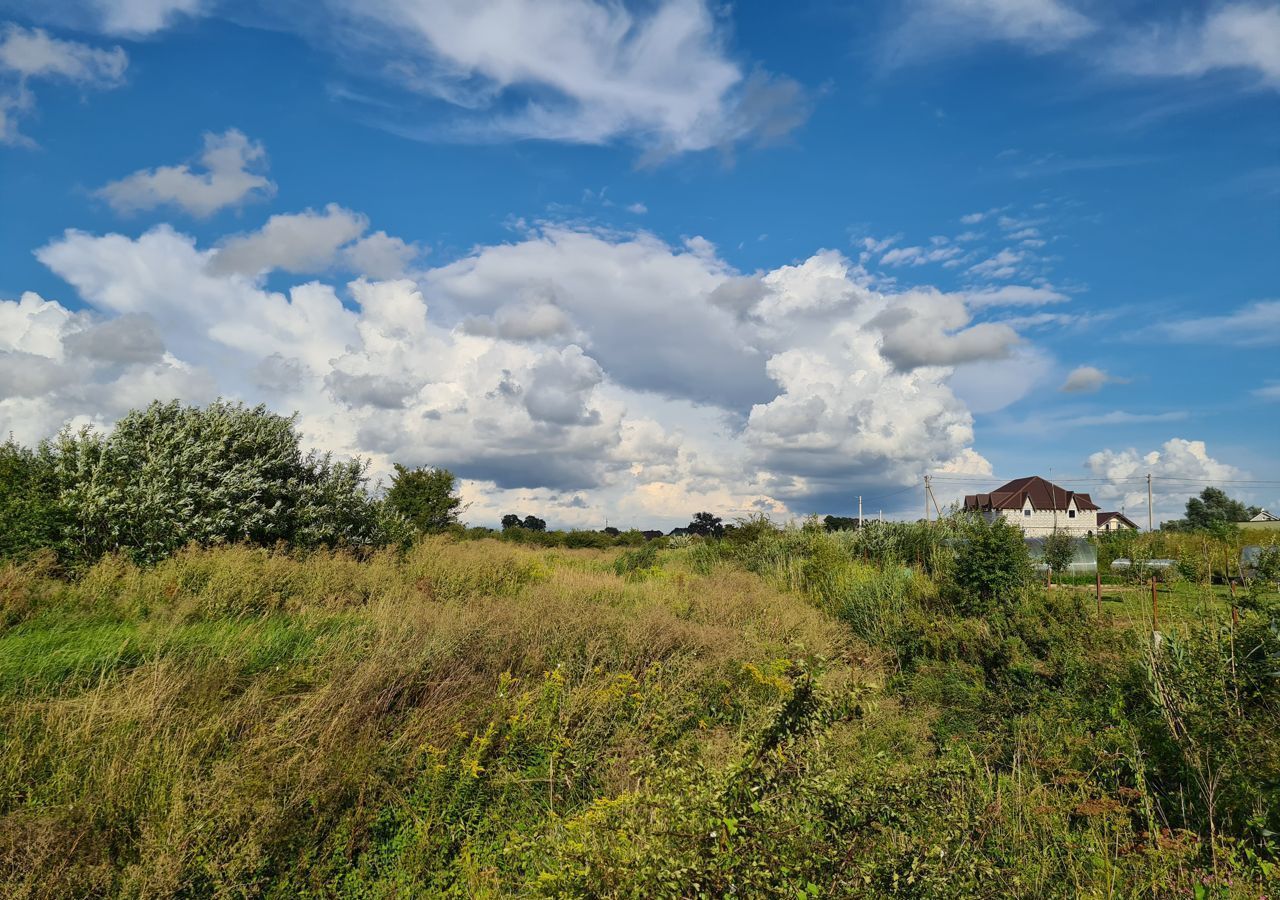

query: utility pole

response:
[1147,473,1153,532]
[858,495,862,529]
[924,474,930,524]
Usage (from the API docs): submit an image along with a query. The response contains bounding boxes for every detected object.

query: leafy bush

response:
[385,464,462,534]
[9,400,407,566]
[1041,530,1075,579]
[947,514,1032,615]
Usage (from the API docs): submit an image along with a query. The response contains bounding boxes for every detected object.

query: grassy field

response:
[1,535,1277,897]
[1051,580,1254,631]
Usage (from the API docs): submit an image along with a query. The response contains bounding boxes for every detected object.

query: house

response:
[964,475,1100,537]
[1097,511,1139,533]
[1250,510,1278,522]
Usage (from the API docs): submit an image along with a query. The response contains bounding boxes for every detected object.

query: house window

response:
[1024,509,1031,517]
[1068,510,1076,518]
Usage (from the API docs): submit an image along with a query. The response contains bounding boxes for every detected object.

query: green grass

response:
[0,535,1275,897]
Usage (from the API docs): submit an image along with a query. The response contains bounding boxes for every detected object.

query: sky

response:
[0,0,1277,529]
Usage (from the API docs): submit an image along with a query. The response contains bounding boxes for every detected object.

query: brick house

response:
[963,476,1100,537]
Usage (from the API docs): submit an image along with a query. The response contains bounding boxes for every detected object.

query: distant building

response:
[1250,510,1278,522]
[964,475,1100,537]
[1097,511,1139,533]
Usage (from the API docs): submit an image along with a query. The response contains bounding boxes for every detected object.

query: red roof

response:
[964,476,1099,513]
[1097,511,1138,529]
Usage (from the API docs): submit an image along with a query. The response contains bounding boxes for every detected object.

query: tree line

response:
[3,399,1268,570]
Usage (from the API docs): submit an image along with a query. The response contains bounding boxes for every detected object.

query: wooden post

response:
[1095,567,1102,616]
[1151,575,1159,632]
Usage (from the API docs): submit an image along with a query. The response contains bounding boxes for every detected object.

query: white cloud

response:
[0,24,126,144]
[1112,3,1280,89]
[342,231,425,280]
[967,247,1025,279]
[1087,438,1248,523]
[0,23,126,80]
[890,1,1280,95]
[7,218,1058,526]
[965,284,1067,307]
[209,205,368,276]
[1061,364,1114,393]
[878,244,962,267]
[92,0,205,35]
[1158,299,1280,346]
[96,129,275,218]
[1255,383,1280,402]
[872,291,1022,369]
[889,0,1096,62]
[318,0,807,158]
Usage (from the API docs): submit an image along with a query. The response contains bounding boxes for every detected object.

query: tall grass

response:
[1,533,1275,896]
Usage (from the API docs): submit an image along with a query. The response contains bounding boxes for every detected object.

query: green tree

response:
[501,514,522,531]
[385,465,462,534]
[949,515,1032,615]
[687,511,724,538]
[522,515,547,532]
[1184,487,1258,534]
[0,437,66,561]
[823,515,860,532]
[1041,530,1075,584]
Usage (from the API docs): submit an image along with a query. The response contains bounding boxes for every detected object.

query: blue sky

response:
[1,0,1277,528]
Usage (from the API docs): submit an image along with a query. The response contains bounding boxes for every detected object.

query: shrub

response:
[48,400,399,565]
[947,515,1032,615]
[385,465,462,534]
[1041,530,1075,580]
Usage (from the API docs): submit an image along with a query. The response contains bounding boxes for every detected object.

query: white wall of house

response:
[978,497,1098,536]
[1098,518,1134,533]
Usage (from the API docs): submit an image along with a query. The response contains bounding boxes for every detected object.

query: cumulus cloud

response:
[62,313,166,364]
[0,24,126,144]
[96,129,275,218]
[872,291,1021,370]
[343,231,424,280]
[1087,438,1248,523]
[5,217,1059,526]
[210,205,368,276]
[1061,365,1116,393]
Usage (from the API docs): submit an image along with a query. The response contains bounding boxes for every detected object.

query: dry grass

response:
[0,539,850,897]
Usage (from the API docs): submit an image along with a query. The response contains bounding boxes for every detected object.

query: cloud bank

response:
[1,210,1066,527]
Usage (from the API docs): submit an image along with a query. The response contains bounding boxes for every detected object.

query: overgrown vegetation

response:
[3,400,1278,896]
[2,520,1277,897]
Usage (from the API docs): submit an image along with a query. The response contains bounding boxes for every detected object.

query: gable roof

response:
[964,476,1100,513]
[1251,510,1278,522]
[1098,511,1138,529]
